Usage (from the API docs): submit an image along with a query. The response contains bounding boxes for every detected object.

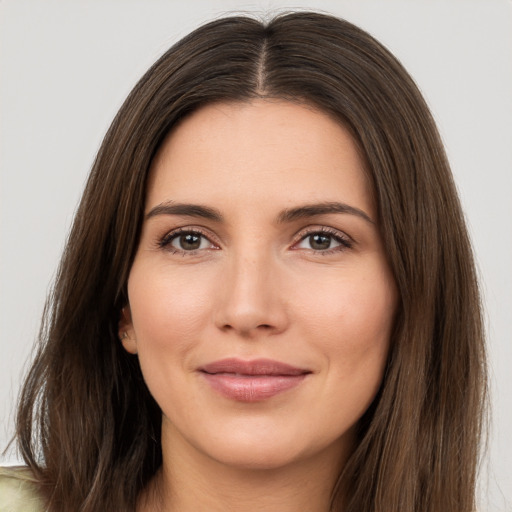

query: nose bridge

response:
[215,241,287,335]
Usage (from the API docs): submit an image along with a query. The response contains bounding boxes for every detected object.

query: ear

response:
[118,306,138,354]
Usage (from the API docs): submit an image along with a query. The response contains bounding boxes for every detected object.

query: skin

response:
[120,99,397,512]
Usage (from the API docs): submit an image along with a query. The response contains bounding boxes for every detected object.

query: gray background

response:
[1,1,511,510]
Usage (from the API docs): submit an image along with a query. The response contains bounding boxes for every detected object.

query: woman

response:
[0,11,486,512]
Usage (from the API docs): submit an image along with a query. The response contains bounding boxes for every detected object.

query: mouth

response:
[198,358,311,402]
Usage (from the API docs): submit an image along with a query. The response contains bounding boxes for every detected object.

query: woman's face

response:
[122,100,397,471]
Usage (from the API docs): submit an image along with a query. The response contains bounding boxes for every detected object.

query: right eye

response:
[160,229,217,254]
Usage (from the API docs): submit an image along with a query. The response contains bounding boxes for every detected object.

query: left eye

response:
[296,233,343,251]
[168,232,212,251]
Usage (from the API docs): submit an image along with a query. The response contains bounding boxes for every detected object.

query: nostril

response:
[220,322,276,336]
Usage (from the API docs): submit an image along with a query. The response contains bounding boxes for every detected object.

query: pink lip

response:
[199,358,311,402]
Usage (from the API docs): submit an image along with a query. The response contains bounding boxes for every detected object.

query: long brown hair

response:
[16,12,486,512]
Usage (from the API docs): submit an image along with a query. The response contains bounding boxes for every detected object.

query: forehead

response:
[146,99,374,218]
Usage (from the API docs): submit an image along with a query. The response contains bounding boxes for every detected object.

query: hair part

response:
[15,12,486,512]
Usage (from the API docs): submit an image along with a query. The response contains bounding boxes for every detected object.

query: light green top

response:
[0,466,46,512]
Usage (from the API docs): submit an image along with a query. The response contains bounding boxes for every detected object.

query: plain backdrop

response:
[1,0,511,510]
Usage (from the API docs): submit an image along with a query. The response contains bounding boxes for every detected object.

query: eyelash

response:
[292,227,353,255]
[157,226,353,256]
[158,227,218,255]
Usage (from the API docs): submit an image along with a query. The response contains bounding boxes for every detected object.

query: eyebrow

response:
[146,200,374,225]
[277,202,375,225]
[146,201,224,222]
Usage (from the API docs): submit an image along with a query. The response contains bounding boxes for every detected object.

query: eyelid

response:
[154,224,354,255]
[158,226,221,253]
[290,225,354,251]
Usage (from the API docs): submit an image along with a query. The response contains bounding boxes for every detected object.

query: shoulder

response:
[0,466,46,512]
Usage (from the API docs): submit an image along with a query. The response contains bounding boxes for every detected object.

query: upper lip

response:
[199,358,311,376]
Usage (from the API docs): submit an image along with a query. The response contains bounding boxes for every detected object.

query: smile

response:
[199,358,311,402]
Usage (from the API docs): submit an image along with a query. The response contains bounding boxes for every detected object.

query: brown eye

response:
[299,233,340,251]
[294,230,352,253]
[176,233,202,250]
[309,234,333,250]
[161,230,214,252]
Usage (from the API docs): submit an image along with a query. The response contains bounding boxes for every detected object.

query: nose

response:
[213,250,289,338]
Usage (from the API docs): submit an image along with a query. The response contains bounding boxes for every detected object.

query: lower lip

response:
[201,373,308,402]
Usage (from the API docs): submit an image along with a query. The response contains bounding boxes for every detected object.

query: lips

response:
[199,358,311,402]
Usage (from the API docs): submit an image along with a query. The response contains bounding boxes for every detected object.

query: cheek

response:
[126,264,218,421]
[296,263,396,376]
[127,264,214,353]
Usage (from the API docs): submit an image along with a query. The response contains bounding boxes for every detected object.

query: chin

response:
[207,442,308,471]
[190,422,350,473]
